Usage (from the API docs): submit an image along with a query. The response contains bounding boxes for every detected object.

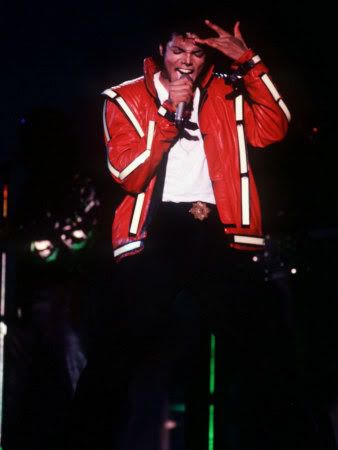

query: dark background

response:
[1,0,337,447]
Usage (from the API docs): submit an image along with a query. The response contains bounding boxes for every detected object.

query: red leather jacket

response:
[103,49,290,261]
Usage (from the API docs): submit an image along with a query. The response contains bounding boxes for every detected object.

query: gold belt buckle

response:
[189,201,212,221]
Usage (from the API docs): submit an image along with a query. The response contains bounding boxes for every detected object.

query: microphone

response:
[175,101,185,126]
[174,73,191,126]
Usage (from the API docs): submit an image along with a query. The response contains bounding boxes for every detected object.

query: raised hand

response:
[189,19,248,61]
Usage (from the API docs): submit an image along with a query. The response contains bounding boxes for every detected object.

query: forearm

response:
[105,100,178,193]
[232,49,290,147]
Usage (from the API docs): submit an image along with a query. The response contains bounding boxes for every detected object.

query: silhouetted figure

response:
[2,108,101,450]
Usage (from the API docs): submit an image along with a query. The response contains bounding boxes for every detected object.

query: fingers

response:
[233,21,241,39]
[169,77,193,105]
[186,20,247,59]
[188,28,219,48]
[187,21,242,47]
[193,37,219,49]
[204,19,230,37]
[233,21,248,50]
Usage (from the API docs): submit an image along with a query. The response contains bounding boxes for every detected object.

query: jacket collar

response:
[143,57,214,98]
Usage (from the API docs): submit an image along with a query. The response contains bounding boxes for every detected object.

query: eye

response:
[193,50,205,58]
[172,49,183,55]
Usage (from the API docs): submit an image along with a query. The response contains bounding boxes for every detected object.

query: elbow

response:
[108,165,147,194]
[271,121,289,144]
[120,178,147,195]
[259,115,290,147]
[109,172,144,194]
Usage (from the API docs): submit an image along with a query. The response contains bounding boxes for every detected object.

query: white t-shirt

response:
[153,72,216,204]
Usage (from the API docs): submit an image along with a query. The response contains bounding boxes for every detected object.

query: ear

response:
[159,44,164,56]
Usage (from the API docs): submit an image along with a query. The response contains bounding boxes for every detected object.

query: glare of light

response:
[72,229,86,239]
[291,268,297,274]
[164,420,177,430]
[208,335,215,450]
[208,404,215,450]
[2,185,8,219]
[39,249,52,258]
[45,248,59,262]
[84,200,95,213]
[252,255,259,262]
[1,253,6,316]
[209,334,216,395]
[170,403,185,413]
[34,240,52,251]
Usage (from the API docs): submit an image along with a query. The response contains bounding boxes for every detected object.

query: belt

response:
[161,201,215,221]
[188,201,213,221]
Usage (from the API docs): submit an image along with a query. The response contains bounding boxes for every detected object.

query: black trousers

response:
[69,202,295,450]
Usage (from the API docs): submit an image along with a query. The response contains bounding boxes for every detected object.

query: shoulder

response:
[102,75,146,101]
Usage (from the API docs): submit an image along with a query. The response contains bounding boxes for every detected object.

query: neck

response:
[159,71,170,90]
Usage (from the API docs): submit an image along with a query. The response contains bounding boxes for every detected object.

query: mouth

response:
[176,68,194,76]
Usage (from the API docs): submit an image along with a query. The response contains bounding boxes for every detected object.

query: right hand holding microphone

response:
[168,74,193,124]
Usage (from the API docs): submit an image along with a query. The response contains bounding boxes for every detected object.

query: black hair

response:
[152,17,215,70]
[157,17,212,49]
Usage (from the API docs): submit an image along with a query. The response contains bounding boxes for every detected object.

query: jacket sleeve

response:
[103,95,178,194]
[231,49,290,148]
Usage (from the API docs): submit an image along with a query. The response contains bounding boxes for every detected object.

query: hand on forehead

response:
[168,34,204,50]
[188,19,248,61]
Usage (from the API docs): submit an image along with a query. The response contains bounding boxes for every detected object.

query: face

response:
[159,34,206,85]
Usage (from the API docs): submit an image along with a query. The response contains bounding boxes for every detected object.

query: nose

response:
[182,52,192,66]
